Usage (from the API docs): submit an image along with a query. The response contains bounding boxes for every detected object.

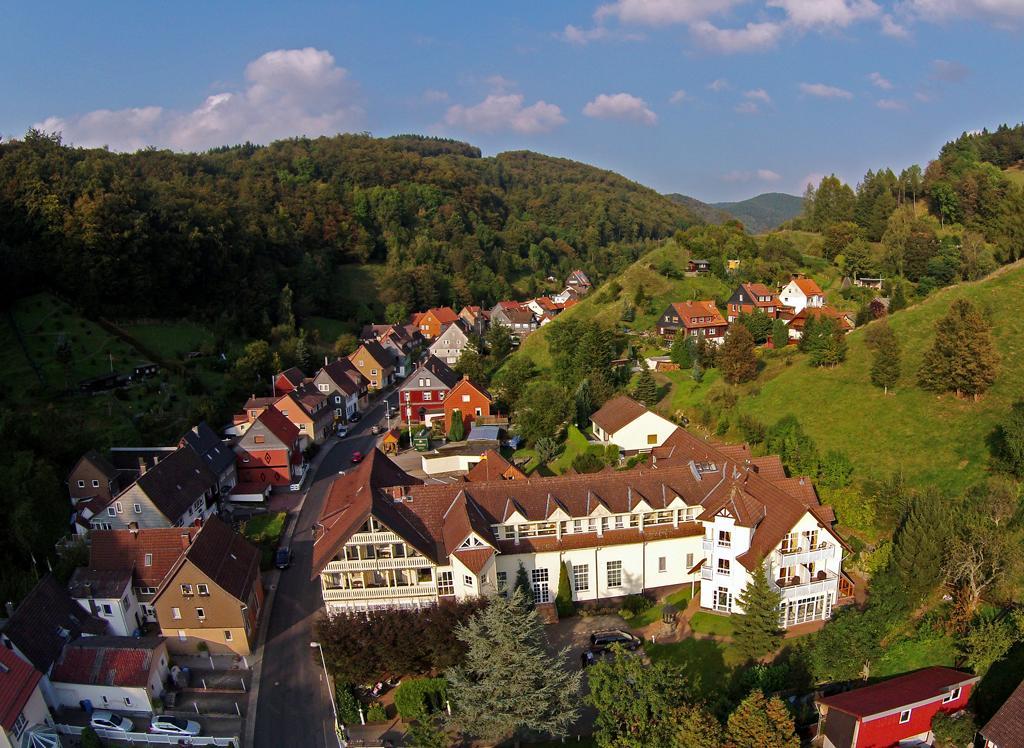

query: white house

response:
[49,637,169,716]
[590,395,678,454]
[778,275,825,315]
[310,424,853,628]
[428,322,471,366]
[0,648,54,748]
[68,568,145,637]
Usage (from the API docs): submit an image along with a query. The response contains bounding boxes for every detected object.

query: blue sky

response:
[2,1,1022,201]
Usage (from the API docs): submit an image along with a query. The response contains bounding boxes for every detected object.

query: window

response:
[224,630,233,641]
[713,587,732,612]
[496,572,508,596]
[319,384,329,392]
[178,630,187,641]
[197,584,210,596]
[943,687,962,703]
[115,502,123,514]
[124,697,132,706]
[718,530,732,547]
[11,712,26,738]
[196,607,206,620]
[462,394,470,402]
[658,556,667,573]
[133,503,142,514]
[107,507,117,517]
[171,607,182,620]
[102,604,113,615]
[573,564,589,592]
[531,568,550,603]
[780,532,800,554]
[463,575,473,587]
[438,571,454,596]
[686,553,694,568]
[717,559,731,576]
[647,434,658,445]
[92,479,100,488]
[77,479,86,488]
[180,584,193,596]
[299,423,307,431]
[898,709,911,724]
[607,561,623,588]
[423,391,432,401]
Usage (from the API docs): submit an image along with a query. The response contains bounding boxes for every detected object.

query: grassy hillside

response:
[1004,164,1024,188]
[712,192,804,233]
[738,261,1024,492]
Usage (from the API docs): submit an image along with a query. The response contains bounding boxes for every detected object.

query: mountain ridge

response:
[666,191,803,234]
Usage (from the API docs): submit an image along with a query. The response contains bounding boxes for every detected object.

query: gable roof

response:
[422,307,459,325]
[51,636,164,688]
[403,356,460,391]
[351,340,392,368]
[464,450,527,482]
[667,300,727,328]
[590,395,648,434]
[788,305,854,331]
[318,358,362,396]
[246,405,300,448]
[89,527,198,587]
[446,376,492,404]
[68,568,133,600]
[69,450,119,484]
[277,367,306,387]
[2,575,107,673]
[981,677,1024,746]
[158,517,260,602]
[818,667,979,720]
[0,647,43,731]
[130,445,217,522]
[180,421,235,477]
[788,275,824,296]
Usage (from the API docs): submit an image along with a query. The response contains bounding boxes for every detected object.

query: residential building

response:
[566,269,593,295]
[458,306,488,335]
[234,405,304,487]
[0,648,53,748]
[463,450,527,482]
[67,450,123,506]
[656,301,728,344]
[398,356,460,426]
[428,321,471,365]
[725,282,784,323]
[413,307,460,340]
[68,568,144,637]
[90,446,218,532]
[151,517,264,655]
[313,358,368,420]
[180,421,237,495]
[349,340,395,391]
[816,667,979,748]
[490,302,538,339]
[787,305,855,341]
[311,423,850,625]
[590,395,677,454]
[779,274,825,314]
[980,677,1024,748]
[275,383,333,445]
[273,367,306,396]
[687,259,711,274]
[49,637,169,716]
[443,377,493,434]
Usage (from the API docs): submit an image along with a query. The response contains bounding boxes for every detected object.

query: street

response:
[253,391,399,748]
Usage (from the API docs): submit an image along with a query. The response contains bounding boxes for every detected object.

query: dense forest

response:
[0,131,696,332]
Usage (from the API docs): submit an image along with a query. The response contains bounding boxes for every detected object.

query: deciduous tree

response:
[719,323,758,384]
[918,299,999,399]
[870,323,901,393]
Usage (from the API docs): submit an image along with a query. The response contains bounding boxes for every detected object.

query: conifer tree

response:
[991,400,1024,477]
[555,562,575,618]
[513,562,534,608]
[719,323,759,384]
[446,589,581,746]
[889,280,907,312]
[447,410,465,441]
[726,691,799,748]
[574,378,594,428]
[670,333,693,368]
[890,490,950,606]
[733,563,783,660]
[771,318,789,349]
[632,368,659,406]
[918,299,999,399]
[870,324,901,393]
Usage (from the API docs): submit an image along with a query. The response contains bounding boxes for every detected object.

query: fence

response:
[56,723,238,746]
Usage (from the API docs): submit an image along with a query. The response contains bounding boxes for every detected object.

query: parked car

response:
[351,451,364,464]
[150,715,201,736]
[336,426,349,438]
[589,630,643,654]
[371,424,382,435]
[274,546,293,570]
[90,711,134,733]
[349,412,362,422]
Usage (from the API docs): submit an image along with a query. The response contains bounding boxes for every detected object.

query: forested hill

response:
[0,132,697,333]
[664,193,733,225]
[711,192,804,233]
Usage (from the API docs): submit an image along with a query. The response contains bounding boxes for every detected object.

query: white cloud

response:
[595,0,743,25]
[767,0,880,28]
[876,98,909,109]
[880,13,911,36]
[868,72,894,90]
[690,20,785,53]
[484,74,517,93]
[735,101,761,114]
[35,48,363,152]
[744,88,773,103]
[558,24,644,44]
[723,168,782,182]
[707,78,732,92]
[669,89,689,104]
[799,82,855,99]
[444,94,566,134]
[900,0,1024,25]
[758,169,782,181]
[583,92,658,125]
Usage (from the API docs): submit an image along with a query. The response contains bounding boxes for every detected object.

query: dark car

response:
[274,547,293,570]
[370,424,382,435]
[351,451,364,464]
[589,630,643,654]
[349,412,362,422]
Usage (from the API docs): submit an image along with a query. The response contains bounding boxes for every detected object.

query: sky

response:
[2,1,1023,201]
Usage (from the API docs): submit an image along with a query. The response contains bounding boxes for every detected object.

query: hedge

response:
[394,677,448,721]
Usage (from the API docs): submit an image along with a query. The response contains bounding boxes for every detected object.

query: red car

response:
[350,451,364,464]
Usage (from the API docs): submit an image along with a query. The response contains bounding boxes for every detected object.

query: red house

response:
[398,355,460,426]
[274,366,307,396]
[443,376,493,434]
[816,667,979,748]
[234,405,304,487]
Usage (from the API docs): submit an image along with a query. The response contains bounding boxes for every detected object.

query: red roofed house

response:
[725,282,785,322]
[464,450,527,482]
[275,383,333,445]
[787,305,855,341]
[348,340,395,391]
[657,301,728,344]
[0,647,51,748]
[459,305,488,335]
[273,366,307,396]
[399,356,460,427]
[49,636,170,716]
[490,301,539,339]
[313,357,369,421]
[566,269,593,295]
[779,273,825,314]
[443,376,493,434]
[234,405,304,487]
[816,667,979,748]
[414,307,460,340]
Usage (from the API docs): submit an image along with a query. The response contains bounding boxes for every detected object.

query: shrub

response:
[335,681,361,724]
[80,727,103,748]
[555,562,576,618]
[932,711,977,748]
[394,677,448,721]
[620,594,653,617]
[366,702,387,722]
[571,451,604,474]
[738,414,766,444]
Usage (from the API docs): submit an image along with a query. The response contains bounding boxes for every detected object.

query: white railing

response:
[701,539,713,552]
[322,584,437,601]
[771,572,838,600]
[700,565,714,581]
[324,556,433,572]
[773,543,836,568]
[56,724,239,746]
[348,531,403,544]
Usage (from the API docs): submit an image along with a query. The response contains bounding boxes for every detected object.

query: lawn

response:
[872,634,957,678]
[645,637,744,697]
[689,611,736,637]
[242,512,288,569]
[627,588,694,628]
[549,426,601,474]
[122,321,214,361]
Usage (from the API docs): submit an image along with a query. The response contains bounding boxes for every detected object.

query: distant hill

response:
[664,193,733,225]
[711,192,804,233]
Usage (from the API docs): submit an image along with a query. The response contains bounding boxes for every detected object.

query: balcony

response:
[348,531,403,544]
[322,583,437,602]
[700,565,714,581]
[773,542,836,568]
[324,556,433,573]
[701,539,713,552]
[771,571,838,600]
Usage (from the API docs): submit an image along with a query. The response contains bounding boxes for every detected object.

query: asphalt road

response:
[253,391,399,748]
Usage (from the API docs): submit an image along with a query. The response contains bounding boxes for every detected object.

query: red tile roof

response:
[590,395,649,434]
[90,527,197,587]
[254,405,300,446]
[51,637,164,688]
[668,300,727,329]
[818,667,979,719]
[454,547,495,574]
[791,276,824,296]
[464,450,527,482]
[0,647,42,731]
[788,305,854,332]
[423,307,459,324]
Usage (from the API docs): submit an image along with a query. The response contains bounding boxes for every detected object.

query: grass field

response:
[242,511,288,570]
[627,587,694,628]
[123,321,214,361]
[872,634,956,678]
[645,637,744,696]
[738,260,1024,493]
[689,611,737,637]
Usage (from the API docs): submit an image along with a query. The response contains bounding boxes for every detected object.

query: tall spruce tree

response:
[733,563,783,659]
[446,589,581,746]
[918,299,999,399]
[670,333,693,368]
[632,368,659,406]
[574,379,594,429]
[726,691,799,748]
[890,490,950,606]
[719,323,759,384]
[771,319,790,349]
[870,324,902,393]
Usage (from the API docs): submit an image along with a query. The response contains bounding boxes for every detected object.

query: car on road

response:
[370,424,382,435]
[90,711,134,733]
[336,426,348,438]
[349,412,362,422]
[589,629,643,654]
[274,546,293,570]
[351,451,364,464]
[150,715,201,736]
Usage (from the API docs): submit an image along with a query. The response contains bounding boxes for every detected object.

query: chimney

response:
[4,601,15,618]
[137,456,147,475]
[180,531,191,549]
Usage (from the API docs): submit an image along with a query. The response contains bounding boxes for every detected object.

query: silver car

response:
[150,714,201,736]
[90,710,134,732]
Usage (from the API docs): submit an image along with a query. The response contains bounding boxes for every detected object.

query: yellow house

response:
[727,259,741,271]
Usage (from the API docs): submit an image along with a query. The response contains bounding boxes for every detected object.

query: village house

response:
[413,307,460,340]
[590,395,678,454]
[443,376,494,435]
[490,302,538,339]
[67,567,143,637]
[275,383,333,445]
[779,273,825,314]
[0,647,53,748]
[49,637,169,716]
[656,301,728,345]
[980,677,1024,748]
[180,421,237,495]
[234,405,304,487]
[310,422,851,623]
[273,366,306,397]
[565,269,593,295]
[67,450,124,506]
[687,259,711,274]
[463,450,527,482]
[151,517,263,656]
[816,667,979,748]
[375,325,418,377]
[725,282,785,323]
[787,305,855,341]
[314,357,368,420]
[348,340,395,391]
[428,320,472,366]
[458,305,488,335]
[398,355,460,427]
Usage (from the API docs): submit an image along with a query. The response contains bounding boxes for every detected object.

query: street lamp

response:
[310,641,344,747]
